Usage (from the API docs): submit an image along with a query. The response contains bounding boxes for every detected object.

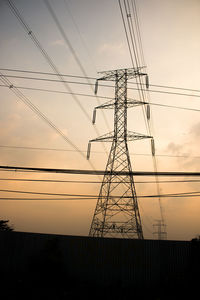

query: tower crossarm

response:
[94,99,147,111]
[89,131,114,143]
[127,99,148,108]
[97,67,146,81]
[87,131,152,160]
[126,131,152,141]
[87,132,114,159]
[89,131,151,144]
[95,100,115,110]
[92,99,147,125]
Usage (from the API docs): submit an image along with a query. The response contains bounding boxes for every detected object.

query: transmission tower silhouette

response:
[87,67,153,239]
[153,219,167,240]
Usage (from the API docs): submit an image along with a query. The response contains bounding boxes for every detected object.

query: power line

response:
[121,0,149,131]
[2,74,200,99]
[5,0,107,150]
[44,0,93,83]
[0,83,112,100]
[126,0,141,67]
[0,197,96,200]
[128,0,163,224]
[2,68,200,95]
[43,0,110,133]
[131,0,146,66]
[1,0,103,173]
[1,165,200,176]
[63,0,98,74]
[1,187,200,197]
[0,74,96,86]
[0,74,99,177]
[1,144,200,159]
[0,68,96,80]
[0,193,200,201]
[1,83,200,112]
[118,0,135,67]
[0,177,200,184]
[119,0,161,226]
[0,188,97,197]
[0,74,87,160]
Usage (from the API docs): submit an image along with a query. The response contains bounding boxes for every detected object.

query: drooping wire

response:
[1,75,109,178]
[0,74,96,170]
[44,0,110,133]
[118,0,135,67]
[131,0,165,225]
[2,68,200,95]
[5,0,109,157]
[1,177,200,184]
[125,0,163,224]
[123,0,149,135]
[1,144,200,158]
[1,165,200,176]
[63,0,98,72]
[0,194,200,200]
[0,188,200,199]
[5,0,91,124]
[119,0,166,227]
[2,74,200,99]
[0,68,96,80]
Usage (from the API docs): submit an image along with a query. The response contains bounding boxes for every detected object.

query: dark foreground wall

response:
[0,231,199,299]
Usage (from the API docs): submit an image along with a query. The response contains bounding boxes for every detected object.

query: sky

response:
[0,0,200,240]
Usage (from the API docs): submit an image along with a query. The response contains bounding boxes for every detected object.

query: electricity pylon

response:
[87,68,152,239]
[153,220,167,240]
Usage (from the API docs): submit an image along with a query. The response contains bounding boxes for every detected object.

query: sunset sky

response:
[0,0,200,240]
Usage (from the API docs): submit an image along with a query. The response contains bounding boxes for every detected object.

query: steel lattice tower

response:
[87,68,152,239]
[153,220,167,240]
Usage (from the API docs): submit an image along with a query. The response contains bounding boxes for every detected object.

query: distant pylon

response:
[153,219,167,240]
[87,67,153,239]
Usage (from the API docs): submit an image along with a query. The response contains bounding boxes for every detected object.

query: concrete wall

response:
[0,231,195,290]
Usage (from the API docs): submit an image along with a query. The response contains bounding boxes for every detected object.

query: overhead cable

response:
[1,144,200,159]
[2,68,200,95]
[1,165,200,176]
[2,74,200,99]
[0,74,87,160]
[0,193,200,201]
[5,0,107,146]
[1,177,200,184]
[1,83,200,112]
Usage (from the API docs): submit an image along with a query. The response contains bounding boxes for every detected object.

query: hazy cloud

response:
[98,42,126,56]
[166,142,184,156]
[50,39,65,47]
[165,120,200,171]
[189,121,200,138]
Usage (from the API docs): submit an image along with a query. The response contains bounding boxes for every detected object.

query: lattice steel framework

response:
[87,68,152,239]
[153,220,167,240]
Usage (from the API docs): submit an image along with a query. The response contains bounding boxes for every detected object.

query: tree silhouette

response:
[0,220,13,231]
